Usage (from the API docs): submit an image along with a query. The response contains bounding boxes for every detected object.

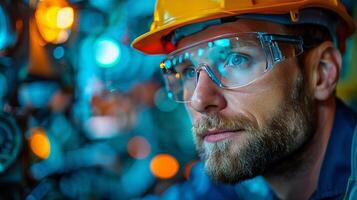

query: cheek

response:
[225,62,300,124]
[185,60,300,126]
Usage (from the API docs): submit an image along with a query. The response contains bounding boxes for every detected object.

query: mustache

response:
[192,113,258,137]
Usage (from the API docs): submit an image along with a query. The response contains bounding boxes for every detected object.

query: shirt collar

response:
[309,99,356,199]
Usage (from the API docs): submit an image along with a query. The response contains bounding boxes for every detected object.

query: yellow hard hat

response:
[132,0,355,55]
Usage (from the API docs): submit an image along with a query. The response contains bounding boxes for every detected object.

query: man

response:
[132,1,357,199]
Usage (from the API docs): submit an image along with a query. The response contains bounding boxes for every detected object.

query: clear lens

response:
[161,32,303,102]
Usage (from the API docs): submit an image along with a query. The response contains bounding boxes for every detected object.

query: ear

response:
[312,41,342,101]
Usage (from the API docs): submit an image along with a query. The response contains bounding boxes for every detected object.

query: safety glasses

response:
[160,32,304,103]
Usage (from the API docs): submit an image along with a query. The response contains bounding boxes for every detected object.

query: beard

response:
[192,73,316,184]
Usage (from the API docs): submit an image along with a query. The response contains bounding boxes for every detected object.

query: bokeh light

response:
[29,128,51,159]
[85,115,127,139]
[94,37,121,67]
[18,82,60,108]
[150,154,179,179]
[0,4,17,51]
[57,7,74,29]
[45,6,61,29]
[53,46,65,59]
[127,136,151,159]
[35,1,74,44]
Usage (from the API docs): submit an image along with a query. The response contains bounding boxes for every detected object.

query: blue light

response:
[184,52,190,59]
[197,48,204,57]
[172,58,177,66]
[18,82,59,108]
[214,39,230,47]
[208,42,213,48]
[178,56,183,63]
[94,38,121,68]
[168,92,173,99]
[164,60,171,69]
[0,5,16,51]
[53,46,65,59]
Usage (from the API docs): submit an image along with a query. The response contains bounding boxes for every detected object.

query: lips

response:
[202,129,242,143]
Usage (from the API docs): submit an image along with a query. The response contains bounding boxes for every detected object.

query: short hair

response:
[286,24,334,51]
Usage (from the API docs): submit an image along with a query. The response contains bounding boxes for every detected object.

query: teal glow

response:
[208,42,213,48]
[164,60,172,69]
[197,48,204,57]
[0,6,13,50]
[172,58,177,66]
[214,39,230,47]
[184,52,190,59]
[94,38,121,67]
[178,56,183,63]
[168,92,173,99]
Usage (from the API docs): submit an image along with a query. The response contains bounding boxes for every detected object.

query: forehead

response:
[177,19,287,50]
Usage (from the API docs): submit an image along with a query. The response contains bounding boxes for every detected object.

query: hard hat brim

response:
[132,9,235,54]
[132,3,355,55]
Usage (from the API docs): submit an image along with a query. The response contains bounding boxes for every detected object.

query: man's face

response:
[177,20,317,183]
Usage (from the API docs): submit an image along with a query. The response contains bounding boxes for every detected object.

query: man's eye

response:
[182,67,196,79]
[224,53,249,68]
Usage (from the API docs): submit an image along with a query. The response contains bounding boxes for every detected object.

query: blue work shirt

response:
[144,99,357,200]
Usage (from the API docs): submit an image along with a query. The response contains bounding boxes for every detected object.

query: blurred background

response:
[0,0,355,199]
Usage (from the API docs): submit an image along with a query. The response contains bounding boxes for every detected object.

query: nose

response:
[190,69,227,113]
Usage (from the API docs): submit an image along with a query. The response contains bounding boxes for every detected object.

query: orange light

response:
[150,154,179,179]
[56,30,70,43]
[34,0,74,44]
[57,7,74,29]
[29,128,51,159]
[41,28,58,42]
[127,136,151,159]
[45,6,61,29]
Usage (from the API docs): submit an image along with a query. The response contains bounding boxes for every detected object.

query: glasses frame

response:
[160,32,304,103]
